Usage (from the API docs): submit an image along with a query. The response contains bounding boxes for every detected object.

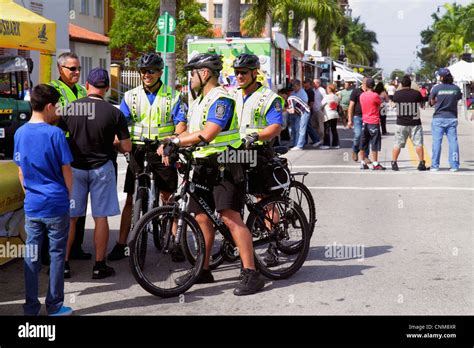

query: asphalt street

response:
[0,107,473,315]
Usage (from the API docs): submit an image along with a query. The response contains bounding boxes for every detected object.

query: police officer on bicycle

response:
[108,53,187,261]
[232,54,284,267]
[159,53,265,296]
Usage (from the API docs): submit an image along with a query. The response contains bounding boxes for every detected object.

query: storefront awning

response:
[0,0,56,52]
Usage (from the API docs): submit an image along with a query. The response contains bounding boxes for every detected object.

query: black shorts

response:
[124,145,178,194]
[187,162,244,214]
[360,123,382,152]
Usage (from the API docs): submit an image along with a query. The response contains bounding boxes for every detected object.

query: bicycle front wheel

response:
[247,196,310,280]
[129,206,206,298]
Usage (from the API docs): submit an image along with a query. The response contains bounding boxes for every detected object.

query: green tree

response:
[109,0,212,78]
[417,3,473,73]
[242,0,343,54]
[390,69,406,81]
[330,16,378,66]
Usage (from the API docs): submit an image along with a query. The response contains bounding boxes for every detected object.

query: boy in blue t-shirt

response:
[14,84,74,316]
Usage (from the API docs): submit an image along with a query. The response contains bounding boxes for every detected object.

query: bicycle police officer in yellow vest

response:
[231,54,284,268]
[159,53,265,296]
[108,53,187,261]
[46,52,91,266]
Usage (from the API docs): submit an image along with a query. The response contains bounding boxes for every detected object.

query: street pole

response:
[222,0,241,37]
[160,0,176,87]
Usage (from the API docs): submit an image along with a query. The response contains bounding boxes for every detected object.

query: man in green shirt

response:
[336,80,354,128]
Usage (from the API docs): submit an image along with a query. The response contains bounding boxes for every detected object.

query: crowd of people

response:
[12,49,463,316]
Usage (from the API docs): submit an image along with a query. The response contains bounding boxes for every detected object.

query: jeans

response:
[431,118,460,169]
[290,111,311,148]
[306,119,321,144]
[352,116,363,153]
[24,213,69,315]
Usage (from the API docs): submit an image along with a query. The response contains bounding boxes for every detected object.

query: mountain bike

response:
[128,143,311,297]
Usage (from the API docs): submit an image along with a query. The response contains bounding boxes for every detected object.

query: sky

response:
[349,0,471,76]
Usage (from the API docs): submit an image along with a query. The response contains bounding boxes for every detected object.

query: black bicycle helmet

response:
[184,53,223,72]
[137,53,164,70]
[232,54,260,70]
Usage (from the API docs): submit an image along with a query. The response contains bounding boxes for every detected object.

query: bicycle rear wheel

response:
[129,206,205,298]
[247,196,310,280]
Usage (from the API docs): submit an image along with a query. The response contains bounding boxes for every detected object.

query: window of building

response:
[240,4,251,18]
[80,56,92,85]
[200,3,207,13]
[80,0,89,15]
[95,0,103,18]
[99,58,107,70]
[214,4,222,19]
[69,0,74,11]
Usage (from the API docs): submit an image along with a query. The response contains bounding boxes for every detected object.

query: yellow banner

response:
[0,161,24,214]
[0,0,56,53]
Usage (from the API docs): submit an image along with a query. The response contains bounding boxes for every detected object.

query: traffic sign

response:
[156,35,175,53]
[157,12,176,34]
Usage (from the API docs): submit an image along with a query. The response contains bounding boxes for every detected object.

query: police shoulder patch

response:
[274,100,282,112]
[215,102,226,119]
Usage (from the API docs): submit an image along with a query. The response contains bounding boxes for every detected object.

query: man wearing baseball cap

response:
[59,68,132,279]
[429,68,462,171]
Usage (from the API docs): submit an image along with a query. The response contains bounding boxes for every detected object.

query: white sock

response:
[373,161,379,166]
[360,160,365,165]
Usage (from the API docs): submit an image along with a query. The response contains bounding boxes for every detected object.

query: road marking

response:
[307,186,474,191]
[406,138,432,168]
[303,171,474,176]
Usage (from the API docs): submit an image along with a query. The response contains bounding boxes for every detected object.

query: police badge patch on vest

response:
[274,100,282,112]
[215,103,226,119]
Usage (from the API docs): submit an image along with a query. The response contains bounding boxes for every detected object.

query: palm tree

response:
[243,0,343,54]
[330,16,378,66]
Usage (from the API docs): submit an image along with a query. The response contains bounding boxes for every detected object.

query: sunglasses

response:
[234,70,251,76]
[140,69,160,75]
[62,66,81,72]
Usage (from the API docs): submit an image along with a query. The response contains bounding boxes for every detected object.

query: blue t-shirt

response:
[242,94,283,126]
[14,123,73,218]
[207,97,235,129]
[430,83,462,118]
[120,91,187,124]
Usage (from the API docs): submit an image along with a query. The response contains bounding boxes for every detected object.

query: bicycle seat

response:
[273,146,288,155]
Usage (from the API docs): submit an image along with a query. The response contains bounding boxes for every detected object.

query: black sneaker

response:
[360,163,369,170]
[107,243,127,261]
[70,248,92,260]
[92,262,115,279]
[263,244,279,267]
[175,269,214,286]
[233,268,265,296]
[391,161,399,171]
[170,244,186,263]
[417,161,428,171]
[373,164,386,170]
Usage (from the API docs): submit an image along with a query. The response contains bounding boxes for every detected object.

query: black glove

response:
[242,132,259,149]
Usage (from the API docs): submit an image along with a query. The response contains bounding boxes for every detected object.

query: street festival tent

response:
[447,60,474,82]
[0,0,56,82]
[446,60,474,120]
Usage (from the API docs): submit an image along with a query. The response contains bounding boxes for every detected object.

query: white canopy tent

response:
[447,60,474,82]
[333,61,364,83]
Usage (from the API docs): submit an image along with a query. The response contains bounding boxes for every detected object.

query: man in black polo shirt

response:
[391,75,427,171]
[60,68,131,279]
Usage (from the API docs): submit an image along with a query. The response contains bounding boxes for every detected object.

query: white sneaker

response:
[331,146,340,149]
[430,167,439,172]
[450,168,459,172]
[312,141,322,147]
[290,147,303,151]
[319,145,330,150]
